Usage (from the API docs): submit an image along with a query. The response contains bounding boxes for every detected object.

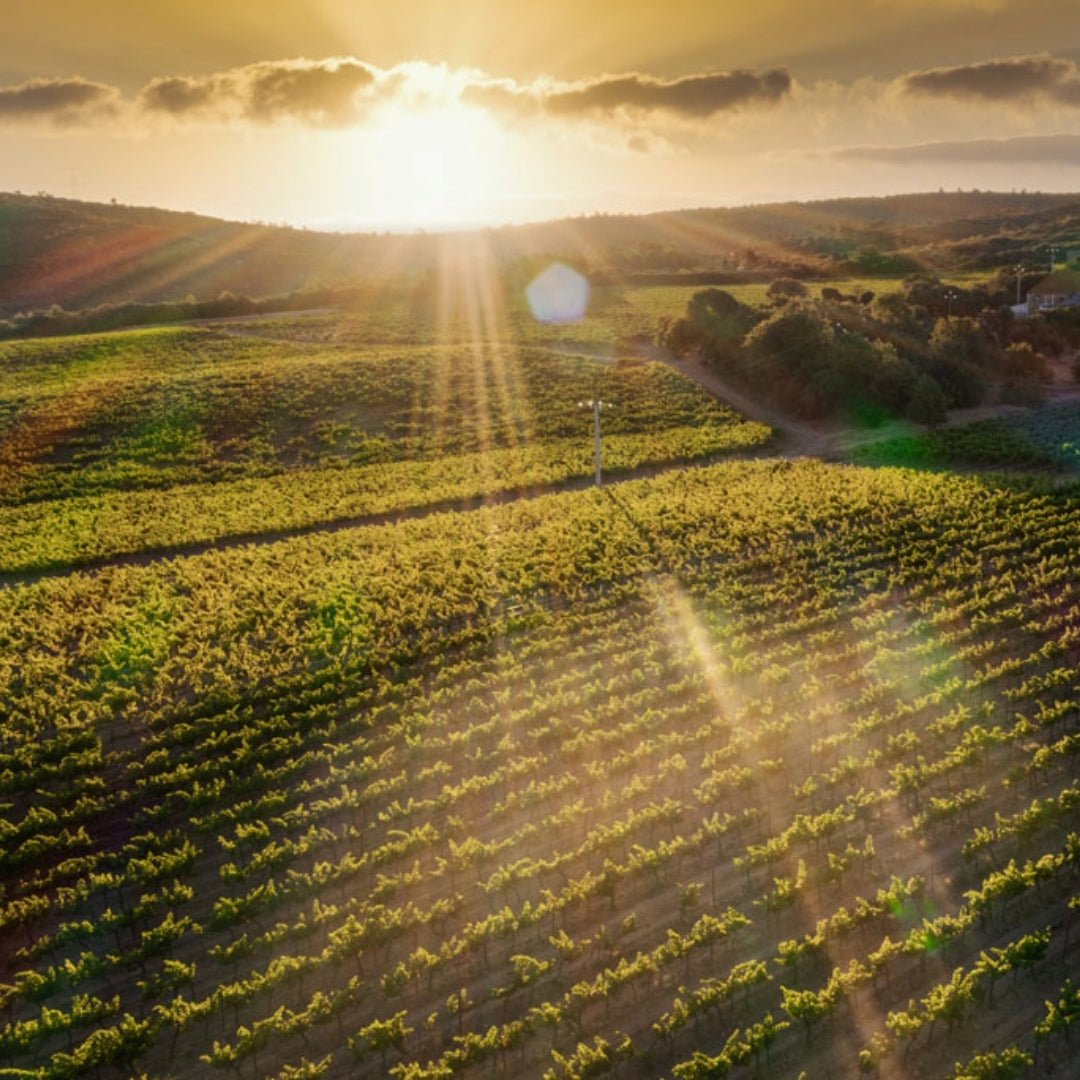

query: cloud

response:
[463,68,792,121]
[0,77,120,125]
[827,132,1080,164]
[2,57,794,137]
[139,58,379,126]
[899,53,1080,105]
[544,69,792,117]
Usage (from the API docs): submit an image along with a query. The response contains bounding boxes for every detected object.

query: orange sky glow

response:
[2,0,1079,229]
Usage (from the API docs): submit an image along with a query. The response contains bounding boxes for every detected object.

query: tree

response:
[1035,978,1079,1044]
[810,367,849,413]
[275,1057,332,1079]
[447,989,471,1035]
[1001,928,1050,986]
[746,1013,787,1068]
[869,341,918,412]
[871,292,930,337]
[930,316,997,369]
[907,375,947,426]
[685,289,758,343]
[745,306,832,376]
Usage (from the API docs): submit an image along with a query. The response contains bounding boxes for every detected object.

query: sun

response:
[364,103,503,228]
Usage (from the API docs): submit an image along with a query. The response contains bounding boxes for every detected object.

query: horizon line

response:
[4,186,1079,239]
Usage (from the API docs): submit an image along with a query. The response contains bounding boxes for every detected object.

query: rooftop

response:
[1028,268,1080,295]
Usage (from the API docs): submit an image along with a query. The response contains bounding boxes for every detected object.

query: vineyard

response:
[0,325,762,497]
[2,450,1079,1078]
[0,322,767,574]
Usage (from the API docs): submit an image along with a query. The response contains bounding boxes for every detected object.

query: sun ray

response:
[472,235,536,452]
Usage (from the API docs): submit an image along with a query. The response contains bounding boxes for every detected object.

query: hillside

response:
[0,194,425,317]
[4,190,1080,318]
[505,191,1080,255]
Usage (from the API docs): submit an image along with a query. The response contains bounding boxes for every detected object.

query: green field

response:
[0,297,1076,1080]
[854,401,1080,473]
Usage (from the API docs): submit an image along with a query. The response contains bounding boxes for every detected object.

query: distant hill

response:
[0,194,426,318]
[3,190,1080,317]
[496,192,1080,273]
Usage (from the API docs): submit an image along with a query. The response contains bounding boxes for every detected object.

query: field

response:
[0,312,768,574]
[208,277,970,353]
[1,295,1077,1080]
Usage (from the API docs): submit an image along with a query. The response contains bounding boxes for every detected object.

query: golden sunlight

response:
[364,103,503,228]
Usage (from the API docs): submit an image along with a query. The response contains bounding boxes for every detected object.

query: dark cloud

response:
[139,77,218,115]
[464,68,792,120]
[0,77,120,124]
[899,53,1080,106]
[139,58,378,125]
[545,69,792,117]
[828,132,1080,165]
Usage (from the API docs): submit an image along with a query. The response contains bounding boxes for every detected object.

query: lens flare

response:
[525,262,589,324]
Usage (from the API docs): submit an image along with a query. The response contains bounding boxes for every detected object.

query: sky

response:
[2,0,1080,230]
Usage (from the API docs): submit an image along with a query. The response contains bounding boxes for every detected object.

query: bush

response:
[767,278,809,302]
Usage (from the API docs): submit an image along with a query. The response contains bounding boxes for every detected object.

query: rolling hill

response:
[3,189,1080,318]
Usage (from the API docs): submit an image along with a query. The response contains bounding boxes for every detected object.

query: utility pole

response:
[579,397,613,486]
[1013,265,1025,306]
[945,289,958,318]
[591,398,602,487]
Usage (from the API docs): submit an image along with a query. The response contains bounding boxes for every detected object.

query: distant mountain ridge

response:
[2,190,1080,317]
[0,193,422,318]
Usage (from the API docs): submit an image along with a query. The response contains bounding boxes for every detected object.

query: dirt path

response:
[667,352,833,456]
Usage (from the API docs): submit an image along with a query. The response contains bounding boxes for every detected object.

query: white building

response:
[1026,269,1080,316]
